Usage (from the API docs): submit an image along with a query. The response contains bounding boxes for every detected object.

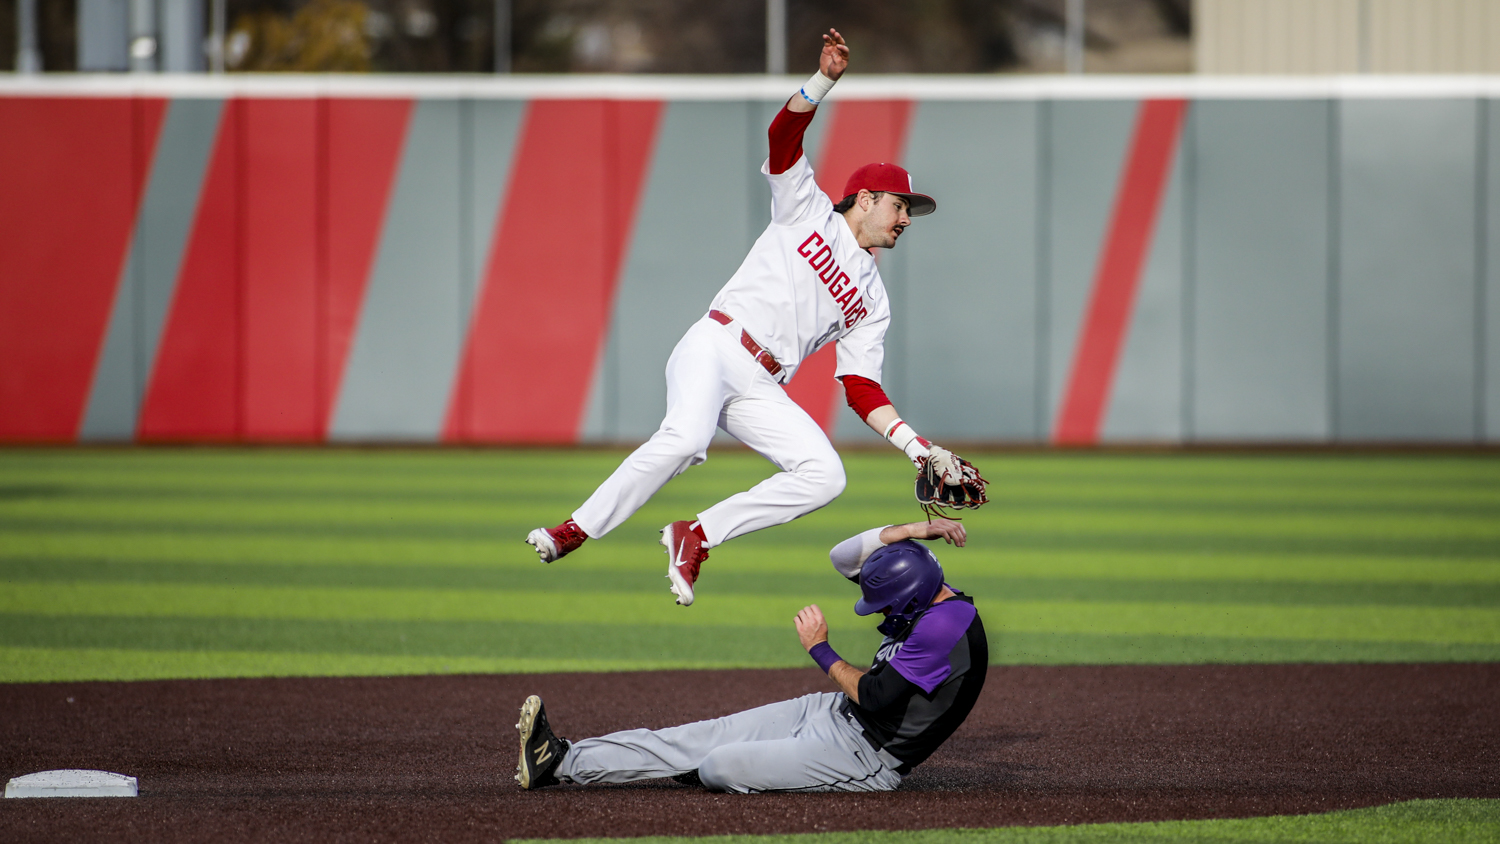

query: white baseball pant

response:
[555,692,903,793]
[571,314,846,547]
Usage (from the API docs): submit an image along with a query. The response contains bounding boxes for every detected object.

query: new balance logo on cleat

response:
[515,695,568,789]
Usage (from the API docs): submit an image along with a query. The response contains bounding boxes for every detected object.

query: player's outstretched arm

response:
[880,519,966,547]
[767,29,846,175]
[859,400,991,516]
[786,28,848,114]
[828,519,965,580]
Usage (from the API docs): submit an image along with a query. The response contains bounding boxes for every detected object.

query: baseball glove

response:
[915,446,989,518]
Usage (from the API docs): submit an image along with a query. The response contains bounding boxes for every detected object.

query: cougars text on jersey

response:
[797,231,871,329]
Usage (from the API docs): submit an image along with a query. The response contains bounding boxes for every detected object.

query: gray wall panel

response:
[80,98,223,441]
[584,101,757,443]
[331,100,464,441]
[463,101,525,340]
[1191,100,1332,441]
[1102,135,1185,442]
[1338,99,1480,441]
[1046,101,1139,435]
[899,100,1040,442]
[1487,99,1499,441]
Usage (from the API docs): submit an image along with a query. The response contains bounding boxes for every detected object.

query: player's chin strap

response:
[799,71,837,106]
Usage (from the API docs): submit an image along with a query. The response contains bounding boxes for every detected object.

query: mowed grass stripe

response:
[0,647,740,683]
[5,581,1497,644]
[6,518,1499,559]
[9,476,1500,513]
[5,493,1497,537]
[0,616,876,665]
[5,558,1499,607]
[4,617,1492,673]
[516,798,1500,844]
[0,581,856,629]
[6,531,1498,584]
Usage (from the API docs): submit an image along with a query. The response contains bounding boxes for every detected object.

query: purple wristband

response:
[808,641,842,674]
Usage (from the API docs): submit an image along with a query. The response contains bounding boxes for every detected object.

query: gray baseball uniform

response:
[556,691,901,793]
[551,534,989,793]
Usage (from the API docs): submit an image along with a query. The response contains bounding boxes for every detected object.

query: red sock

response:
[689,521,707,543]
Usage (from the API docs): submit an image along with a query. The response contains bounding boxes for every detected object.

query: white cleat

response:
[526,528,559,563]
[661,520,708,607]
[525,520,588,564]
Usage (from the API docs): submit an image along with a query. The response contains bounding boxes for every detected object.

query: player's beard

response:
[861,217,901,249]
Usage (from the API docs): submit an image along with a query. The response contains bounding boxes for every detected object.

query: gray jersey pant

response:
[555,691,904,794]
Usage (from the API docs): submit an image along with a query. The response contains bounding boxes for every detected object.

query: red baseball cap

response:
[840,162,936,217]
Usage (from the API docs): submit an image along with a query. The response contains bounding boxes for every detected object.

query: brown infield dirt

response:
[1,664,1496,842]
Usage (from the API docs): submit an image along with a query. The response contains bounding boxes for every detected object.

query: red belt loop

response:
[707,310,783,379]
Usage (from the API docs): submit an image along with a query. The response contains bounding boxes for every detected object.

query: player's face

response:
[861,193,911,249]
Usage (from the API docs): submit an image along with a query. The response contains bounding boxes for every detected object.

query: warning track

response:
[1,664,1496,842]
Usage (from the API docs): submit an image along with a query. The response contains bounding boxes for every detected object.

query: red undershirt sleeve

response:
[841,375,893,420]
[768,105,817,175]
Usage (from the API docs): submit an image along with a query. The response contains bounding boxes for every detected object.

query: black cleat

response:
[671,769,702,787]
[515,695,569,789]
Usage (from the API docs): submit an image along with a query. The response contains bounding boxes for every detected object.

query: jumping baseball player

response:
[526,29,988,606]
[515,518,988,793]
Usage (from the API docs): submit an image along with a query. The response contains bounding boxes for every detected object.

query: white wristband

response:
[883,418,930,464]
[799,71,837,105]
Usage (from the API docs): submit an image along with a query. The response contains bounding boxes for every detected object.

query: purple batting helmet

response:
[855,540,944,636]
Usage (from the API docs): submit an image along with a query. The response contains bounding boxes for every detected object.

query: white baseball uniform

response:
[571,152,892,547]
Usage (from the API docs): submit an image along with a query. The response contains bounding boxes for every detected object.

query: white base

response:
[5,770,137,798]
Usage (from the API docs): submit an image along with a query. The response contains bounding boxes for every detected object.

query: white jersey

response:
[708,156,891,385]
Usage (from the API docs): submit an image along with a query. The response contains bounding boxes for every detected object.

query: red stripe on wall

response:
[323,99,412,436]
[1053,99,1187,446]
[139,100,244,441]
[137,98,412,442]
[241,99,319,441]
[783,99,915,436]
[445,100,663,443]
[0,97,166,441]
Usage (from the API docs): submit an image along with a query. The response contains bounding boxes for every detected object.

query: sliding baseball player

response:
[516,519,987,792]
[526,29,986,605]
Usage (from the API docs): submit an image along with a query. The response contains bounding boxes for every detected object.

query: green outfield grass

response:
[0,448,1497,682]
[513,799,1500,844]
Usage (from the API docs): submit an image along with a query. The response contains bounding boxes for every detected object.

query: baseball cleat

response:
[526,519,588,563]
[515,695,568,789]
[661,520,709,607]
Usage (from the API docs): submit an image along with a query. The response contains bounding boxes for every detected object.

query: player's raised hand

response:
[880,519,967,547]
[907,518,967,547]
[795,604,830,650]
[820,29,849,80]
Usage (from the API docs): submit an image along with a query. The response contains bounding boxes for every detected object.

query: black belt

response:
[839,699,911,775]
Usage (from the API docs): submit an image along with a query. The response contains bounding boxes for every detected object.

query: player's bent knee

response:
[697,749,750,794]
[803,455,846,506]
[652,424,713,466]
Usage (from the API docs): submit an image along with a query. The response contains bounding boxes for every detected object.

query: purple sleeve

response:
[887,600,977,694]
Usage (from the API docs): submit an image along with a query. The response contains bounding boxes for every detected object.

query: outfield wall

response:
[2,76,1497,445]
